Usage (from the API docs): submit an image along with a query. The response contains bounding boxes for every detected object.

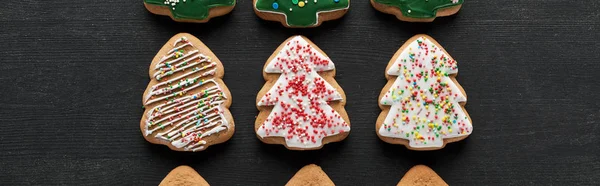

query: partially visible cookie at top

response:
[141,33,234,152]
[144,0,236,23]
[160,165,210,186]
[377,34,472,150]
[398,165,447,186]
[371,0,463,22]
[286,164,335,186]
[255,36,351,150]
[253,0,349,27]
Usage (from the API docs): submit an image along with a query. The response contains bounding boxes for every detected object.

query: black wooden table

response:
[1,0,599,185]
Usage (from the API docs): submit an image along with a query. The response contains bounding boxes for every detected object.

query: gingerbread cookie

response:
[159,165,210,186]
[371,0,463,22]
[141,33,234,152]
[253,0,349,27]
[144,0,235,23]
[377,34,472,150]
[397,165,447,186]
[286,164,335,186]
[256,36,350,150]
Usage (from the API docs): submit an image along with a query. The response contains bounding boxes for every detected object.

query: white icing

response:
[379,36,472,148]
[143,37,229,152]
[257,36,350,148]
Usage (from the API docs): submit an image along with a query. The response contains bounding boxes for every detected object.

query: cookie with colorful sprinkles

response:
[253,0,349,27]
[144,0,235,23]
[256,35,350,150]
[141,33,234,152]
[371,0,463,22]
[377,34,472,150]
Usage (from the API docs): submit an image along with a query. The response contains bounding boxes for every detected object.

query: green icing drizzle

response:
[255,0,349,27]
[145,0,235,20]
[373,0,462,18]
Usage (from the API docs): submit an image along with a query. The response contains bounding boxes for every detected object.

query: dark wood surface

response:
[1,0,599,185]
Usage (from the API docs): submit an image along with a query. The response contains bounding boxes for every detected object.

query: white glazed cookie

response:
[255,35,350,150]
[377,34,472,150]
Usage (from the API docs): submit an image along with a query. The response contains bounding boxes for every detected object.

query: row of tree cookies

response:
[140,33,473,152]
[143,0,465,27]
[159,164,448,185]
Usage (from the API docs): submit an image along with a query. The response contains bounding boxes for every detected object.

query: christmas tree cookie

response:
[371,0,463,22]
[253,0,349,27]
[144,0,235,23]
[159,165,210,186]
[397,165,448,186]
[141,33,234,152]
[377,34,472,150]
[256,36,350,150]
[286,164,335,186]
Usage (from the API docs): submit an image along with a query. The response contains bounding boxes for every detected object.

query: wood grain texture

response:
[0,0,599,185]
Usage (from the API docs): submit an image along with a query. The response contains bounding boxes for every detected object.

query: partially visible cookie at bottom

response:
[160,165,210,186]
[397,165,447,186]
[286,164,335,186]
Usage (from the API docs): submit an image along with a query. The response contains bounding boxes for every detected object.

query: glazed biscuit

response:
[253,0,349,28]
[256,35,350,150]
[377,34,472,150]
[144,0,235,23]
[371,0,462,22]
[141,33,234,152]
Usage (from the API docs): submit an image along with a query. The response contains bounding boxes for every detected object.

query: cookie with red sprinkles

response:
[255,35,351,150]
[140,33,234,152]
[377,34,472,150]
